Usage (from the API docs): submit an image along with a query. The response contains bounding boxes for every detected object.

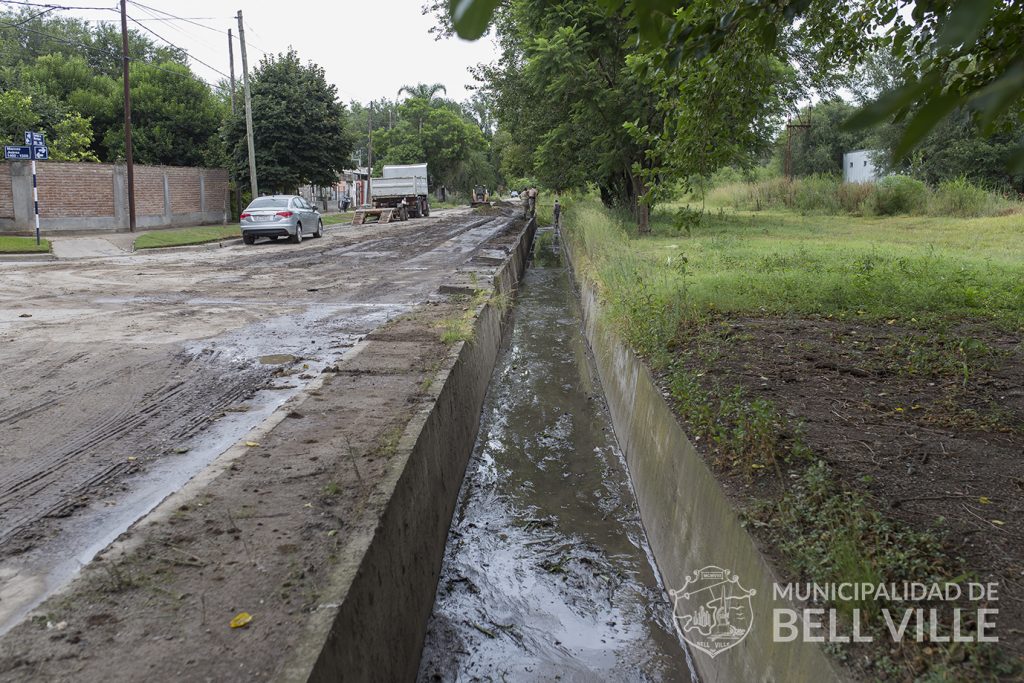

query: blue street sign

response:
[24,131,44,146]
[32,145,49,160]
[4,146,32,160]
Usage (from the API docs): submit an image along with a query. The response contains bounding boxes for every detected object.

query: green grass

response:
[567,199,1024,343]
[0,235,51,253]
[322,213,353,226]
[133,224,241,250]
[564,195,1024,680]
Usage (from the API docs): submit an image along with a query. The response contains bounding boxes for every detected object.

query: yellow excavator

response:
[470,185,490,207]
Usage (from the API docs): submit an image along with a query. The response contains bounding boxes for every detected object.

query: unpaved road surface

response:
[0,208,514,635]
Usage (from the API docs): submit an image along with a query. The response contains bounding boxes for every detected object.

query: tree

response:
[0,90,39,142]
[373,95,491,192]
[105,61,226,167]
[397,83,447,101]
[224,50,353,192]
[775,100,881,177]
[445,0,1024,172]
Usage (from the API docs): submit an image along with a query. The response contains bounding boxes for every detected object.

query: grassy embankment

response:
[564,193,1024,679]
[0,236,51,253]
[133,224,241,249]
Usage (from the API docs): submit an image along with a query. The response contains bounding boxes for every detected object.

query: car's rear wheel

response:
[314,219,323,238]
[243,234,255,245]
[292,222,303,244]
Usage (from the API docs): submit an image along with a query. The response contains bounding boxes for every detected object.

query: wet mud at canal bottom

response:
[419,249,695,681]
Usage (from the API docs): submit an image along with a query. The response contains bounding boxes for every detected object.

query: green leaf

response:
[843,80,929,131]
[450,0,501,40]
[936,0,997,50]
[893,89,962,159]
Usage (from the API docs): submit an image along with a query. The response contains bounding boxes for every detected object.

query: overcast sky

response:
[50,0,500,104]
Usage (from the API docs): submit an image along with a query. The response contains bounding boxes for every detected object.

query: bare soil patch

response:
[665,314,1023,678]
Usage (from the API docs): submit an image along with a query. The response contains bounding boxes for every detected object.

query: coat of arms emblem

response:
[671,566,756,658]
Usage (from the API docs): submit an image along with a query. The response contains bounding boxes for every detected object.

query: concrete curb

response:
[0,252,56,262]
[560,232,848,683]
[277,217,536,682]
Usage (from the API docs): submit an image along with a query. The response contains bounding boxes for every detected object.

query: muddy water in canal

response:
[418,231,696,682]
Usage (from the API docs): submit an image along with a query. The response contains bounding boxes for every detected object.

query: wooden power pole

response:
[228,28,242,215]
[237,10,258,198]
[366,103,372,208]
[120,0,136,231]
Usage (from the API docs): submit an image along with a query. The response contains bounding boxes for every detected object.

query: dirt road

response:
[0,208,515,634]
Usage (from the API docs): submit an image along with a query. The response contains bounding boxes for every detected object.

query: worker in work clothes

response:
[553,198,561,228]
[527,187,538,216]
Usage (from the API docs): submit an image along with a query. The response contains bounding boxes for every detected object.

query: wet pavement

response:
[418,230,697,682]
[0,209,517,636]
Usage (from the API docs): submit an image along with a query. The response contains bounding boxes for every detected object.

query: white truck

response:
[370,163,430,219]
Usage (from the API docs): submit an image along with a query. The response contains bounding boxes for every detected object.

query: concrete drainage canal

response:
[418,228,698,681]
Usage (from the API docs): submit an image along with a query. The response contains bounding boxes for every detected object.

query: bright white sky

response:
[52,0,500,104]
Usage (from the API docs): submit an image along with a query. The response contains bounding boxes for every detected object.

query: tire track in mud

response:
[0,350,269,551]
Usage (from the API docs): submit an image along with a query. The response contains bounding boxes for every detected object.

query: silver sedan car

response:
[240,195,324,245]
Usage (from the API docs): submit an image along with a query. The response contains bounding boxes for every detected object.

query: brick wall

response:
[36,163,114,218]
[134,165,166,216]
[0,161,230,233]
[0,165,11,219]
[167,166,201,214]
[204,170,229,214]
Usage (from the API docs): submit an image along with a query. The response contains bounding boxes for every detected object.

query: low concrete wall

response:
[563,239,846,682]
[279,217,536,682]
[0,161,229,235]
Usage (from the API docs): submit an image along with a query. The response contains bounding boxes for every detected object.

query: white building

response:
[843,149,881,183]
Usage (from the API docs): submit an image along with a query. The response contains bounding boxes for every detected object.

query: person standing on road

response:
[527,187,538,216]
[553,198,561,228]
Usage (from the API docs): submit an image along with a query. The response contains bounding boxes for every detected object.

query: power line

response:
[125,0,223,36]
[0,1,117,10]
[128,2,224,64]
[125,12,229,79]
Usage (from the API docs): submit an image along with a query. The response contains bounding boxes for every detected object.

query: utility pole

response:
[228,28,242,216]
[237,10,258,198]
[366,103,372,208]
[120,0,136,231]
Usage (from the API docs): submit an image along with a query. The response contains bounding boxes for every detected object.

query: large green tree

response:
[446,0,1024,171]
[1,9,227,166]
[225,50,353,192]
[373,94,493,192]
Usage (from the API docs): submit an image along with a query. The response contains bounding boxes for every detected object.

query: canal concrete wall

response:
[562,237,846,682]
[279,216,537,682]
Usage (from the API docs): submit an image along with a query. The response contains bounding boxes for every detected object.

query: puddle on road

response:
[418,231,697,682]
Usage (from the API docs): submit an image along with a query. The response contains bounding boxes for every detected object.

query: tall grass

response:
[707,175,1018,218]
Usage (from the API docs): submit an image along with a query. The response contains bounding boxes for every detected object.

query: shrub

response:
[793,174,842,213]
[871,175,929,215]
[836,181,876,214]
[930,176,995,218]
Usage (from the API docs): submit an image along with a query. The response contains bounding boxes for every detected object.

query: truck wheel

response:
[423,201,430,217]
[292,223,303,244]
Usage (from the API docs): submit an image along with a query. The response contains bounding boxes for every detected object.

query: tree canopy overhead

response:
[224,49,353,193]
[445,0,1024,173]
